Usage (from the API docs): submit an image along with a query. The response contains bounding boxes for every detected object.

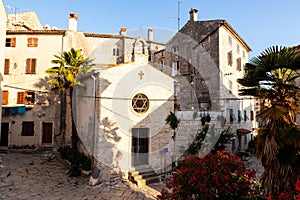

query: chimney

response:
[68,12,78,31]
[189,8,198,22]
[147,28,153,41]
[119,27,127,36]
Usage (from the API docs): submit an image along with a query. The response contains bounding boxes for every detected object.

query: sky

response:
[3,0,300,58]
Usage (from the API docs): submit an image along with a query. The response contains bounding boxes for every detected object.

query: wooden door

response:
[42,122,53,144]
[0,123,9,147]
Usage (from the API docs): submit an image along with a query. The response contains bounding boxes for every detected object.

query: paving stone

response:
[0,152,163,199]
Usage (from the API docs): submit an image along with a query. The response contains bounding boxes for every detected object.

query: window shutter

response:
[4,59,10,75]
[17,92,25,104]
[2,91,8,105]
[11,37,16,47]
[26,59,30,74]
[32,59,36,74]
[34,38,38,47]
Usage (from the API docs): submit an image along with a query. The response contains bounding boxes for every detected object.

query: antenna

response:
[169,1,183,31]
[5,5,30,24]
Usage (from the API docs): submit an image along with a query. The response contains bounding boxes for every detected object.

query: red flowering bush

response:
[157,150,261,199]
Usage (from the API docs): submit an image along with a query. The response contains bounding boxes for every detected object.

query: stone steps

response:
[128,165,160,186]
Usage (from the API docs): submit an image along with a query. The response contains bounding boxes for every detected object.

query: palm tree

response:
[238,46,300,197]
[46,48,93,151]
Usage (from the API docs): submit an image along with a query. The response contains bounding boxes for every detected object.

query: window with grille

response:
[132,93,149,114]
[4,59,10,75]
[5,38,16,47]
[27,38,38,47]
[2,91,8,105]
[21,121,34,136]
[26,58,36,74]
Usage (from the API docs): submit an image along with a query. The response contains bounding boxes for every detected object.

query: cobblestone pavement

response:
[0,152,164,200]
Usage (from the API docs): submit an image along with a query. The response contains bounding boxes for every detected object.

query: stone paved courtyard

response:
[0,152,163,200]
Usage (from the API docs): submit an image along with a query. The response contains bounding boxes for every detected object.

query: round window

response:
[132,93,149,114]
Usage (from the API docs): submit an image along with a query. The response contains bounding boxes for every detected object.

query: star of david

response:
[132,93,149,113]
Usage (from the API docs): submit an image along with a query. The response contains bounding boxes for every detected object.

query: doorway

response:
[131,128,149,166]
[0,123,9,147]
[42,122,53,144]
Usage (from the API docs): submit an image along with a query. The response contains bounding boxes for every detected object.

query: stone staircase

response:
[128,165,160,186]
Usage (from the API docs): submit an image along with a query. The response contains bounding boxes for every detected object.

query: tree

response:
[166,111,180,169]
[237,46,300,197]
[165,111,180,139]
[46,48,93,151]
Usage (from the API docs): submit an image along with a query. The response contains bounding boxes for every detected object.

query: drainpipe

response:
[90,74,96,172]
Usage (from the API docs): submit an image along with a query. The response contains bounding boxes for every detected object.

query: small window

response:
[238,110,243,122]
[132,93,149,114]
[26,58,36,74]
[5,38,16,47]
[17,92,26,104]
[17,91,35,105]
[243,50,245,58]
[250,110,254,121]
[227,51,232,66]
[244,110,249,121]
[25,91,35,105]
[27,38,38,47]
[4,59,10,75]
[171,61,178,76]
[236,44,240,54]
[173,46,178,53]
[228,36,232,46]
[236,58,241,71]
[113,47,120,56]
[21,121,34,136]
[159,60,164,70]
[228,80,233,93]
[229,109,236,122]
[2,91,8,105]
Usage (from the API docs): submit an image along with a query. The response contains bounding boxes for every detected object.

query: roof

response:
[6,30,66,35]
[178,19,251,52]
[7,11,44,30]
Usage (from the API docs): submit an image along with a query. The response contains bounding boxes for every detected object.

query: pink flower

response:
[295,180,300,191]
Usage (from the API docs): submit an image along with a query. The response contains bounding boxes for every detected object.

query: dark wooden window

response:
[5,38,16,47]
[27,38,38,47]
[17,91,35,105]
[2,91,8,105]
[26,58,36,74]
[4,59,10,75]
[236,58,241,71]
[227,51,233,66]
[250,111,254,121]
[17,92,25,104]
[21,121,34,136]
[113,47,120,56]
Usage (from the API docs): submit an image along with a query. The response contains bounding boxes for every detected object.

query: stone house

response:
[153,9,256,153]
[1,11,167,151]
[0,0,6,147]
